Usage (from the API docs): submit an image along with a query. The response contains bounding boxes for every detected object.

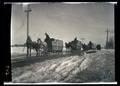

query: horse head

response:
[37,38,42,44]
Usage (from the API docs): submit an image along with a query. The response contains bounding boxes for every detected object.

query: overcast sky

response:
[11,2,114,47]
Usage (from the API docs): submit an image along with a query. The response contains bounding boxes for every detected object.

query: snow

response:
[11,49,115,83]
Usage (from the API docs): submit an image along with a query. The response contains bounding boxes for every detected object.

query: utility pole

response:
[105,28,110,49]
[24,4,32,58]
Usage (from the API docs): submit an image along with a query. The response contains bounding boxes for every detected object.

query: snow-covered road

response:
[12,49,115,83]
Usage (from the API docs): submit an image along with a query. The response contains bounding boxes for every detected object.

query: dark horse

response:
[65,37,79,52]
[65,42,71,52]
[25,36,46,57]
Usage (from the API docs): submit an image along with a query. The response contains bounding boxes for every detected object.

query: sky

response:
[11,2,114,47]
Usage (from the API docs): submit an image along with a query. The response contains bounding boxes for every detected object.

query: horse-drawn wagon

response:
[52,39,63,52]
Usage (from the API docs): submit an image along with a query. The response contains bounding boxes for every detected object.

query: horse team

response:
[25,33,101,57]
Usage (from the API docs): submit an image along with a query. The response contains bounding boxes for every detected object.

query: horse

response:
[65,42,71,52]
[69,38,79,51]
[31,39,48,56]
[65,37,83,53]
[25,36,47,57]
[25,36,32,57]
[82,43,89,51]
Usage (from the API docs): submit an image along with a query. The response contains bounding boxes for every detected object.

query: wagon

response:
[52,39,63,52]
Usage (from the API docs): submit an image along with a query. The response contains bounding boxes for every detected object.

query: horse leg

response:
[36,50,38,56]
[38,50,40,56]
[40,49,41,56]
[36,49,39,56]
[27,47,29,58]
[35,49,37,56]
[30,48,31,57]
[28,48,30,57]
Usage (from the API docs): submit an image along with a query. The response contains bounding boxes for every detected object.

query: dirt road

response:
[12,49,115,83]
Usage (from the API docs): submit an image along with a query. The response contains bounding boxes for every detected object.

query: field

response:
[11,49,115,83]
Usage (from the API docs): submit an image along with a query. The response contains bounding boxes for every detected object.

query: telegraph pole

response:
[105,28,110,49]
[25,4,32,58]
